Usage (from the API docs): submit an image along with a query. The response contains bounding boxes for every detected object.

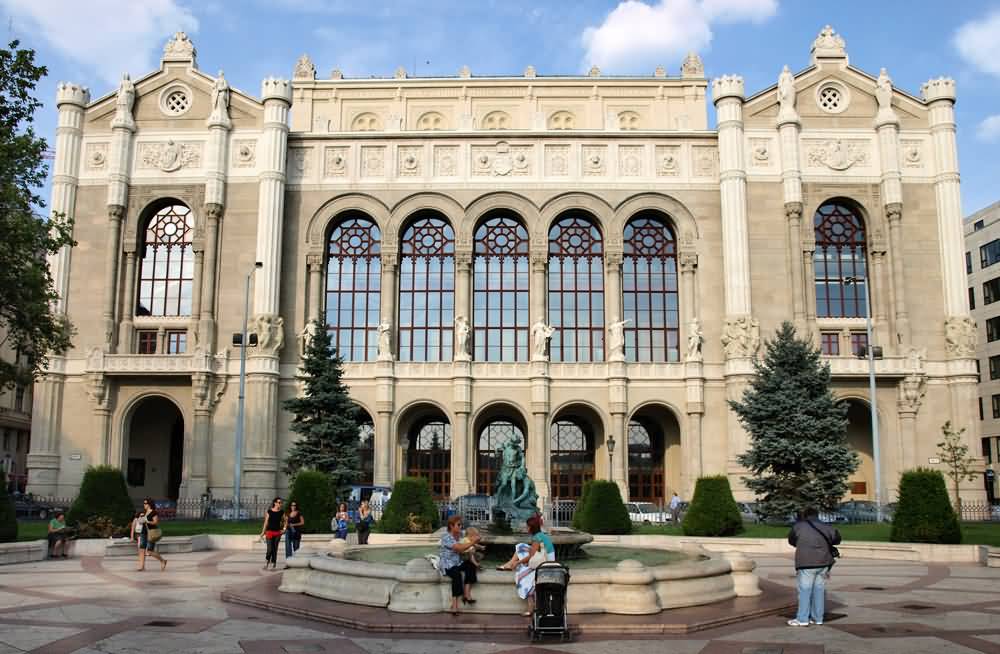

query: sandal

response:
[521,611,532,617]
[462,597,476,605]
[161,560,167,571]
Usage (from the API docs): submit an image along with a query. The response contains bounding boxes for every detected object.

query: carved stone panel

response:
[85,142,108,170]
[618,145,643,176]
[397,145,423,177]
[900,140,922,168]
[470,141,530,177]
[287,147,312,179]
[232,139,256,168]
[545,145,570,176]
[655,145,681,176]
[361,146,385,177]
[324,146,348,177]
[804,139,870,171]
[137,140,202,172]
[582,145,607,176]
[692,145,718,178]
[434,146,458,176]
[749,138,771,168]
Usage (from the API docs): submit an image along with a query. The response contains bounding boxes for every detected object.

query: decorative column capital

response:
[679,252,698,273]
[205,202,224,222]
[784,201,803,222]
[455,251,472,270]
[108,204,125,222]
[897,374,926,414]
[711,75,745,105]
[87,371,110,410]
[381,251,398,269]
[885,202,903,224]
[604,251,623,270]
[530,251,547,271]
[306,253,324,271]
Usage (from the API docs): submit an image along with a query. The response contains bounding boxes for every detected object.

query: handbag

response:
[528,550,546,570]
[805,520,840,561]
[146,527,163,543]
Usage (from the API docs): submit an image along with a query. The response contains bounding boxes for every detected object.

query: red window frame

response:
[166,330,187,354]
[548,213,604,362]
[627,419,664,503]
[137,330,158,354]
[622,213,679,362]
[820,332,840,356]
[474,213,530,361]
[137,204,194,317]
[850,332,869,357]
[326,215,382,361]
[407,420,452,499]
[549,419,594,499]
[814,202,868,318]
[398,214,455,362]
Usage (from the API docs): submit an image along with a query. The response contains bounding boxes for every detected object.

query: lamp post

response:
[233,262,263,520]
[844,275,883,522]
[607,434,617,485]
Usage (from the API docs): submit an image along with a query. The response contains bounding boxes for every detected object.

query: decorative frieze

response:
[361,146,385,177]
[471,141,531,176]
[137,140,202,172]
[804,138,869,171]
[434,146,458,176]
[655,145,681,176]
[323,146,348,176]
[618,145,644,176]
[545,145,570,176]
[582,145,607,176]
[397,145,423,176]
[692,145,718,178]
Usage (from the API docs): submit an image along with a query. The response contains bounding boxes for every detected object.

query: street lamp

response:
[844,275,884,522]
[233,261,263,520]
[607,434,616,483]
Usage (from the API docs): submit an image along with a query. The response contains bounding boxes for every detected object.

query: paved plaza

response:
[0,548,996,653]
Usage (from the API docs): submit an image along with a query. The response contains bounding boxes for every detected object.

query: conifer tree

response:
[732,322,858,520]
[283,320,362,499]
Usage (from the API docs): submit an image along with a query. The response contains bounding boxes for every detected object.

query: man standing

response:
[787,507,841,627]
[669,492,682,523]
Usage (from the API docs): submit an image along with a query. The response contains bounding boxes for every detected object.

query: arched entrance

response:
[125,396,184,502]
[356,410,375,486]
[846,400,875,500]
[627,405,681,503]
[405,417,452,499]
[475,415,527,495]
[549,404,604,499]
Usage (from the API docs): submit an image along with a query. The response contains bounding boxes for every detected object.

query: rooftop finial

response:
[811,25,846,62]
[294,54,316,80]
[681,52,703,78]
[162,31,196,66]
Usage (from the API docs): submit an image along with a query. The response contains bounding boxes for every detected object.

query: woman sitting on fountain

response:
[439,515,482,616]
[496,513,555,616]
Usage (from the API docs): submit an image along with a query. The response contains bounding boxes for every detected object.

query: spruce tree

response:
[732,322,858,520]
[283,320,362,500]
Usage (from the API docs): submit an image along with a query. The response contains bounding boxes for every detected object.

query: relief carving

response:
[656,145,680,176]
[471,141,530,176]
[545,145,570,176]
[898,374,926,414]
[944,316,976,358]
[721,315,761,359]
[434,146,457,176]
[806,139,869,171]
[288,148,312,176]
[232,140,256,168]
[582,145,606,175]
[692,146,718,177]
[618,145,643,176]
[324,147,348,176]
[901,140,922,168]
[253,313,285,355]
[139,140,201,172]
[398,146,422,176]
[361,146,385,177]
[750,139,770,166]
[85,143,108,170]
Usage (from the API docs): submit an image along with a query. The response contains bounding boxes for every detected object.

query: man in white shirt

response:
[669,492,682,523]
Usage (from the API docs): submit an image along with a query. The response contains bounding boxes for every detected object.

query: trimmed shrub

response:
[573,480,631,535]
[67,466,134,529]
[379,477,439,534]
[891,468,961,544]
[0,474,17,543]
[571,480,594,531]
[682,475,743,537]
[288,470,336,535]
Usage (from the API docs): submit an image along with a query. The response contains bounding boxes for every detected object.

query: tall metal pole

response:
[860,279,883,522]
[234,271,251,520]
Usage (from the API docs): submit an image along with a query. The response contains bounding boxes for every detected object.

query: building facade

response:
[964,200,1000,503]
[0,328,32,493]
[28,27,985,505]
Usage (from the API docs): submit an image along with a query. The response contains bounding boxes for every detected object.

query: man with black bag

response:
[787,507,841,627]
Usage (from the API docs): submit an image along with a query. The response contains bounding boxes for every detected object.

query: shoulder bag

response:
[146,526,163,543]
[805,520,839,562]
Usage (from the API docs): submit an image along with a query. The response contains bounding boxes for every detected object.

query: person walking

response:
[787,506,841,627]
[129,511,144,553]
[283,501,304,564]
[356,500,373,545]
[260,497,284,571]
[137,498,167,572]
[669,492,682,524]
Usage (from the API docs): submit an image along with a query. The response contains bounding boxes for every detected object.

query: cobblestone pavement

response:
[0,549,997,653]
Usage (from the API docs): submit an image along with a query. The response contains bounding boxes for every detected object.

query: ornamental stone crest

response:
[680,52,703,78]
[294,54,316,80]
[811,25,846,59]
[944,316,976,358]
[139,140,201,172]
[163,31,196,62]
[473,141,530,176]
[721,315,760,359]
[806,139,869,171]
[898,374,926,414]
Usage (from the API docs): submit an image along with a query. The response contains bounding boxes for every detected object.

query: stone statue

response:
[531,317,555,361]
[944,316,976,358]
[680,52,703,78]
[377,321,393,360]
[906,346,926,374]
[454,315,471,360]
[875,68,897,125]
[721,315,760,359]
[255,314,284,354]
[298,321,318,357]
[116,73,134,114]
[777,65,797,122]
[492,437,539,522]
[607,317,630,361]
[210,70,230,122]
[686,318,703,361]
[163,31,196,60]
[811,25,846,58]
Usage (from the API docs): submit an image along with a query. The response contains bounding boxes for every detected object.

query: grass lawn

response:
[633,521,1000,546]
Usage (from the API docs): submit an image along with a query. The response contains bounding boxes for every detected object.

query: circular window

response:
[814,80,850,114]
[158,84,194,117]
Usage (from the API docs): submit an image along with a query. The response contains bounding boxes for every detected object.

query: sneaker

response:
[787,619,810,627]
[810,620,823,625]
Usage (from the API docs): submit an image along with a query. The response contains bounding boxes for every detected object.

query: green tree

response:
[732,322,858,520]
[379,477,440,534]
[890,468,961,544]
[283,320,362,499]
[0,41,75,390]
[681,475,743,537]
[572,480,631,534]
[936,421,978,512]
[66,466,134,528]
[288,470,336,535]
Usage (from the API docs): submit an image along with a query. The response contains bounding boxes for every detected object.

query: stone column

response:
[530,252,547,326]
[451,360,472,498]
[307,254,324,324]
[777,77,806,333]
[379,251,399,360]
[875,72,908,347]
[871,242,891,348]
[186,372,215,499]
[198,206,222,351]
[26,82,89,495]
[87,374,111,465]
[886,205,910,345]
[102,76,135,352]
[375,249,398,488]
[528,251,550,499]
[199,73,232,352]
[679,253,698,335]
[680,250,704,497]
[117,250,137,351]
[896,375,925,473]
[803,246,818,343]
[101,207,125,350]
[604,251,623,338]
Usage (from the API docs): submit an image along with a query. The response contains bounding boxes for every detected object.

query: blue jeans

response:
[796,567,829,623]
[284,528,301,559]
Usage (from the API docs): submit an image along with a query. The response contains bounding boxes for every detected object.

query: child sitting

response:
[460,526,487,569]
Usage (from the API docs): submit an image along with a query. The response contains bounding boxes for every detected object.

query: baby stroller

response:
[528,561,571,642]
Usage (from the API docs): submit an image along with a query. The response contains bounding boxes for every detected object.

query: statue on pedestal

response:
[454,315,471,360]
[531,317,555,361]
[607,317,630,361]
[492,437,539,522]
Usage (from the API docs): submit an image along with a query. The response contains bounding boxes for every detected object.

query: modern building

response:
[0,329,31,494]
[28,26,984,506]
[964,199,1000,503]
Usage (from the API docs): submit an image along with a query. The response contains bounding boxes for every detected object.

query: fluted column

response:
[198,206,222,351]
[117,250,137,351]
[886,206,909,345]
[530,252,547,326]
[101,207,125,350]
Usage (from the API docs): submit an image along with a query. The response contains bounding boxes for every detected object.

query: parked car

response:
[626,501,672,524]
[12,493,60,520]
[839,500,892,523]
[737,502,760,523]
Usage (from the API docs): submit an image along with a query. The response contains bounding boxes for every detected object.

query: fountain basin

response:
[279,543,760,615]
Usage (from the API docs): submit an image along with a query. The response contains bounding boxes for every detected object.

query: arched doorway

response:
[846,400,875,499]
[549,417,596,499]
[476,419,526,495]
[125,396,184,502]
[627,405,681,502]
[356,411,375,486]
[406,418,452,499]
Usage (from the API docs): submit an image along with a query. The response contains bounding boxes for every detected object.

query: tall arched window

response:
[357,419,375,486]
[399,214,455,361]
[550,419,594,499]
[137,203,194,317]
[623,213,679,362]
[407,419,452,498]
[474,213,530,361]
[627,419,664,503]
[548,213,604,362]
[476,420,525,494]
[814,201,868,318]
[326,214,382,361]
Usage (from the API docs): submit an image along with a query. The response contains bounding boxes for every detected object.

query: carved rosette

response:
[721,315,761,359]
[253,313,285,356]
[944,316,976,358]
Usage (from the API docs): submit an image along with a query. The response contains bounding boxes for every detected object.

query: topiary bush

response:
[288,470,336,534]
[573,480,632,535]
[379,477,439,534]
[67,466,134,529]
[571,480,594,531]
[682,475,743,537]
[891,468,961,544]
[0,474,17,543]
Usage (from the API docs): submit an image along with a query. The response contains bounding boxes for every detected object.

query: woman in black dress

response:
[259,497,284,570]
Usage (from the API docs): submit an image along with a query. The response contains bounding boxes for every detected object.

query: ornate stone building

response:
[28,27,985,505]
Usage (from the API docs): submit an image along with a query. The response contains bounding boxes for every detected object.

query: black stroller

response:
[528,561,571,642]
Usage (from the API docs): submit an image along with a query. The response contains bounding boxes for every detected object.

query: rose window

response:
[818,86,842,112]
[164,90,190,115]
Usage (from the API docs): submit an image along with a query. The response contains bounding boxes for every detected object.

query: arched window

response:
[550,419,594,499]
[548,213,604,362]
[351,112,382,131]
[618,111,640,130]
[623,213,679,362]
[482,111,511,130]
[137,203,194,317]
[326,214,382,361]
[417,111,446,130]
[627,419,664,503]
[474,213,530,361]
[814,201,868,318]
[407,419,451,498]
[476,420,525,494]
[548,111,575,130]
[399,214,455,361]
[357,419,375,486]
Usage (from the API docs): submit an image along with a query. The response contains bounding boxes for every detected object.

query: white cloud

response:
[954,9,1000,77]
[2,0,198,86]
[580,0,776,73]
[978,115,1000,142]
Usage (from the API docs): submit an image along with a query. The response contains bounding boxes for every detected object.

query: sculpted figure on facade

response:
[254,314,284,355]
[811,25,846,58]
[209,71,231,125]
[377,321,393,361]
[721,315,760,359]
[777,65,798,123]
[686,318,704,362]
[531,317,556,361]
[298,321,318,357]
[294,54,316,80]
[906,346,926,374]
[607,317,630,361]
[163,31,196,61]
[899,374,926,413]
[454,315,471,361]
[875,68,898,125]
[944,316,977,358]
[111,73,135,129]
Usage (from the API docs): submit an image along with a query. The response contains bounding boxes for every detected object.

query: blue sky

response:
[3,0,999,214]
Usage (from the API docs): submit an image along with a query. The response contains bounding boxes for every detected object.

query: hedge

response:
[288,470,336,534]
[890,468,961,544]
[572,480,631,535]
[66,466,134,528]
[571,480,594,531]
[0,474,16,543]
[682,475,743,537]
[379,477,439,534]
